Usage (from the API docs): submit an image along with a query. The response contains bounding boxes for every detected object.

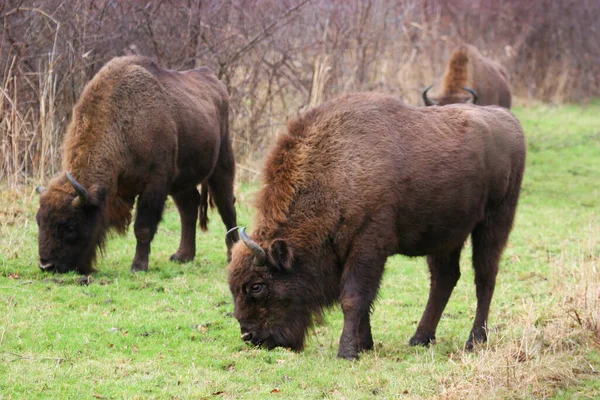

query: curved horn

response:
[226,226,240,243]
[422,85,437,106]
[36,185,47,195]
[66,171,89,205]
[239,227,266,266]
[226,226,240,239]
[463,87,478,104]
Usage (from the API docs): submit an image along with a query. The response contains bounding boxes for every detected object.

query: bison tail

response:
[199,184,210,232]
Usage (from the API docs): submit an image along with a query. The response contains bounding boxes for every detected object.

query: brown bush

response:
[1,0,599,186]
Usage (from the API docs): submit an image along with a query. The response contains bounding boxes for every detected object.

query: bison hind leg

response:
[206,152,238,262]
[410,245,463,347]
[170,187,201,263]
[466,199,517,350]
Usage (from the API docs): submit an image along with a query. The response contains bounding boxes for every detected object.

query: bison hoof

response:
[77,275,93,286]
[409,331,436,347]
[130,261,148,272]
[465,330,487,351]
[337,350,359,361]
[169,253,194,264]
[359,338,374,352]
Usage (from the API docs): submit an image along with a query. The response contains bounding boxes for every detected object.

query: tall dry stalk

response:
[0,55,16,184]
[11,77,18,185]
[37,22,60,182]
[308,55,332,109]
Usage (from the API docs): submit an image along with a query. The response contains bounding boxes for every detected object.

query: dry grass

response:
[439,255,600,399]
[431,220,599,399]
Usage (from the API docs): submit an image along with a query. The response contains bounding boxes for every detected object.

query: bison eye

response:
[63,225,78,242]
[250,283,264,294]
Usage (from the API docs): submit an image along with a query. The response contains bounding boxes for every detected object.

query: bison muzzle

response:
[228,92,526,359]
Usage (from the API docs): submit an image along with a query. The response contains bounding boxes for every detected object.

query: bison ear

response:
[88,184,107,207]
[268,239,293,271]
[73,184,107,208]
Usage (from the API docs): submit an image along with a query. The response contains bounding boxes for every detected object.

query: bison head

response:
[36,172,107,274]
[228,227,320,351]
[422,85,478,106]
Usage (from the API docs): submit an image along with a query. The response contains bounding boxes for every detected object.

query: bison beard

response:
[228,92,526,359]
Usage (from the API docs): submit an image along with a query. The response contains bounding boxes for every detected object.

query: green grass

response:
[1,102,599,399]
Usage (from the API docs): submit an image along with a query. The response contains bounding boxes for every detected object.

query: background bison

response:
[422,44,512,108]
[36,56,238,274]
[228,92,526,359]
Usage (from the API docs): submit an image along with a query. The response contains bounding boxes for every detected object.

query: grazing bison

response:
[422,44,511,108]
[36,56,238,274]
[228,92,525,359]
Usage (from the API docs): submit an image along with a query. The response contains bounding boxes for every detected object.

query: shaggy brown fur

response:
[36,56,238,274]
[423,44,511,108]
[228,92,526,359]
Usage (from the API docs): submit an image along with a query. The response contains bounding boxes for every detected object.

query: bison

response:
[228,92,525,359]
[422,44,511,108]
[36,56,238,274]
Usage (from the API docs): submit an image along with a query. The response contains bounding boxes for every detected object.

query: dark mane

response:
[254,128,302,239]
[443,45,470,93]
[426,44,511,108]
[254,108,322,240]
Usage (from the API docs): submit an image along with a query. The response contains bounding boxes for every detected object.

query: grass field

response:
[1,102,599,399]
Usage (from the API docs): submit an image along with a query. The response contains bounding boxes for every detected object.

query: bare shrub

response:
[1,0,599,186]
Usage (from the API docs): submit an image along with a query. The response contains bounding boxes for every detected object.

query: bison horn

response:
[422,85,437,106]
[226,226,240,244]
[66,171,89,206]
[226,226,240,240]
[239,227,267,266]
[463,87,478,104]
[36,185,47,194]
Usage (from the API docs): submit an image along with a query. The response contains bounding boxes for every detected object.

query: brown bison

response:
[422,44,511,108]
[228,92,525,359]
[36,56,238,274]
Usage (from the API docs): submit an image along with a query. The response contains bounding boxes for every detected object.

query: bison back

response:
[266,94,524,256]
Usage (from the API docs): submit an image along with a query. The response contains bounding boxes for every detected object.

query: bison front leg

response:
[206,148,238,262]
[410,246,463,346]
[338,251,386,360]
[338,297,366,360]
[131,184,168,272]
[358,310,374,351]
[170,187,200,263]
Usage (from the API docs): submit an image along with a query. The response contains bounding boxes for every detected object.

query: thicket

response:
[1,0,599,185]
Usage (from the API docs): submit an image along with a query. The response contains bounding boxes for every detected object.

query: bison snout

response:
[39,259,55,272]
[240,326,254,342]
